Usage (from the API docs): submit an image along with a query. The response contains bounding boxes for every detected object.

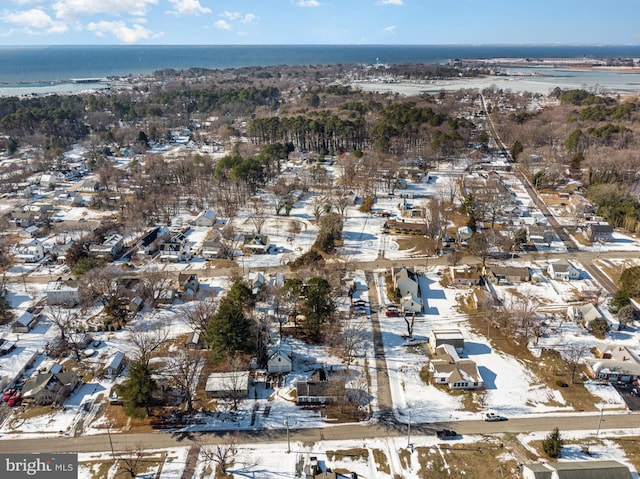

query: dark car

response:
[436,429,458,440]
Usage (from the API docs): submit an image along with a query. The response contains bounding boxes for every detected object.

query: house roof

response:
[523,461,632,479]
[587,223,613,233]
[205,371,250,392]
[550,259,575,273]
[296,378,346,397]
[21,372,77,399]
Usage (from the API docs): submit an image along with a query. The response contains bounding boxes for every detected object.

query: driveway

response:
[612,382,640,411]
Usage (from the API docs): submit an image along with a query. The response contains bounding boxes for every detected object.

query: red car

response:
[7,392,21,406]
[385,310,400,317]
[2,388,16,401]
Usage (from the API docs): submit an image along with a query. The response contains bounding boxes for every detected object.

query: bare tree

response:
[114,442,147,479]
[127,323,169,366]
[164,350,205,412]
[46,304,75,347]
[340,317,367,366]
[403,311,416,339]
[560,343,590,384]
[198,437,238,477]
[179,298,218,338]
[137,267,173,308]
[248,197,268,234]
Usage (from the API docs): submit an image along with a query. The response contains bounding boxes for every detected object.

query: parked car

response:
[385,310,400,317]
[7,392,21,406]
[2,388,16,401]
[631,388,639,397]
[484,412,507,422]
[436,429,458,440]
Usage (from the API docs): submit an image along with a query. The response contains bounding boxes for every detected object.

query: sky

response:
[0,0,639,46]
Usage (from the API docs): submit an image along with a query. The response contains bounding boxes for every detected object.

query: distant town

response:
[1,60,640,478]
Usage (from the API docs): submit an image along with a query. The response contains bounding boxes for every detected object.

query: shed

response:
[429,329,465,354]
[13,311,37,333]
[104,352,126,377]
[205,371,250,399]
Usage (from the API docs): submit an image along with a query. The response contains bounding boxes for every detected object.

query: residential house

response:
[548,259,580,281]
[400,293,423,314]
[429,344,483,390]
[20,225,40,238]
[585,344,640,383]
[384,218,429,235]
[527,224,554,246]
[21,371,79,405]
[40,174,57,189]
[104,352,126,378]
[296,375,346,406]
[201,235,224,259]
[567,303,603,325]
[14,239,45,263]
[450,266,482,287]
[134,226,161,257]
[472,288,494,310]
[567,194,596,216]
[483,265,531,285]
[46,281,80,306]
[456,226,473,246]
[248,271,266,295]
[194,209,216,227]
[53,191,83,206]
[392,266,420,298]
[521,460,632,479]
[205,371,250,399]
[89,234,124,259]
[429,329,465,354]
[267,342,293,374]
[158,230,190,262]
[243,234,271,255]
[177,273,199,299]
[585,222,614,243]
[13,311,37,333]
[10,209,36,228]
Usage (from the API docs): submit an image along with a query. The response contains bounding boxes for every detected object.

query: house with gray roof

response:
[521,460,631,479]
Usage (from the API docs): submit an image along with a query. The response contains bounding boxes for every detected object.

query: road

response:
[0,410,637,454]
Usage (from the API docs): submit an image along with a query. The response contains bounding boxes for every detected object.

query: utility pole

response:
[596,406,604,438]
[285,416,290,453]
[407,410,412,448]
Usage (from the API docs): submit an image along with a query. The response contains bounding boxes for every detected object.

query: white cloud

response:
[11,0,45,5]
[87,20,153,43]
[383,25,397,34]
[214,19,232,31]
[53,0,158,21]
[167,0,211,16]
[297,0,320,7]
[2,8,68,34]
[379,0,404,4]
[241,13,257,24]
[221,11,241,20]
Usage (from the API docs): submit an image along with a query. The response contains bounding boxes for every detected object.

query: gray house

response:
[521,460,631,479]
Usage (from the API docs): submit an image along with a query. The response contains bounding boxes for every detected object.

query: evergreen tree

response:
[542,427,563,458]
[205,281,255,362]
[300,277,334,343]
[120,359,156,419]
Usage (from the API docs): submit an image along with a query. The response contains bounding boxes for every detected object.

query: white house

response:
[89,234,124,259]
[267,342,293,374]
[400,293,423,314]
[14,239,45,263]
[429,344,483,390]
[548,259,580,281]
[104,352,126,378]
[13,311,37,333]
[46,281,80,306]
[392,266,420,298]
[194,209,216,227]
